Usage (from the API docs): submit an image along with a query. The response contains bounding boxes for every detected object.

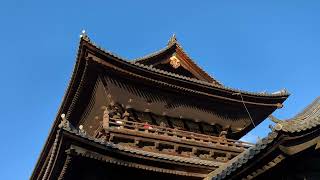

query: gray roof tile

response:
[205,96,320,180]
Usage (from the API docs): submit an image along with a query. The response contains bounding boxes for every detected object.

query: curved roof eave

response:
[271,97,320,132]
[31,37,88,179]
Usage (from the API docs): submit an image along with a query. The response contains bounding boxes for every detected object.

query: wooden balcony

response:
[96,117,253,162]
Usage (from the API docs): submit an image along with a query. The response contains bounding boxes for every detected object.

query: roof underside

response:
[81,35,288,133]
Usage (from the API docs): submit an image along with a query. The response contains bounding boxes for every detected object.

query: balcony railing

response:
[91,116,255,162]
[106,118,253,149]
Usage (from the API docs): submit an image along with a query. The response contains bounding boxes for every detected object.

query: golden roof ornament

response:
[169,54,181,69]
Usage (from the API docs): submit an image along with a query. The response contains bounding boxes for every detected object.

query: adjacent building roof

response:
[205,96,320,180]
[270,97,320,133]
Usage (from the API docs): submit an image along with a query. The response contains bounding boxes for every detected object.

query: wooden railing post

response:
[102,106,110,130]
[192,147,197,156]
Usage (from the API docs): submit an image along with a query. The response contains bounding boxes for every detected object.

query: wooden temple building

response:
[32,32,320,180]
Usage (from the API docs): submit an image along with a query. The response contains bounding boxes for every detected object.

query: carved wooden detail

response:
[93,104,253,163]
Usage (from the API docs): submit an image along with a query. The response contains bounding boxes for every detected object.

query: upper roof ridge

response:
[80,33,289,98]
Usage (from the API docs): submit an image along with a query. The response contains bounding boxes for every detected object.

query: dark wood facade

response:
[31,33,289,180]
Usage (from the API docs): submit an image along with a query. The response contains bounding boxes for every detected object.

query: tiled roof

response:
[71,145,208,178]
[279,97,320,132]
[60,122,223,167]
[205,131,279,180]
[205,96,320,180]
[131,42,175,63]
[113,144,222,167]
[132,37,222,86]
[81,36,289,98]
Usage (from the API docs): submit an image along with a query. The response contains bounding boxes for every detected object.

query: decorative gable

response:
[133,34,222,86]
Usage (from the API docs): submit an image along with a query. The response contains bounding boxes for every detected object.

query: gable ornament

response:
[169,55,181,69]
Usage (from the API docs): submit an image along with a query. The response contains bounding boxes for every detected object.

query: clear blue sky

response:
[0,1,319,179]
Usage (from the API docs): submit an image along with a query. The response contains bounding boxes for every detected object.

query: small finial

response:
[80,29,90,41]
[58,113,70,130]
[78,124,86,136]
[168,33,177,45]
